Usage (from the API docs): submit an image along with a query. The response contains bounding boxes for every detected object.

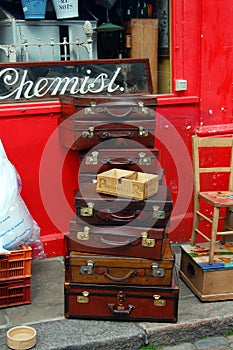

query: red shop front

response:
[0,0,232,257]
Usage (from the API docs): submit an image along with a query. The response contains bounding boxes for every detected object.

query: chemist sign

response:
[0,59,152,101]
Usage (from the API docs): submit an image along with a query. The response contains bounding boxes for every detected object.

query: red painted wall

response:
[0,0,232,256]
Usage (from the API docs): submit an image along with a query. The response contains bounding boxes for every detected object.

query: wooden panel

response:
[127,19,158,94]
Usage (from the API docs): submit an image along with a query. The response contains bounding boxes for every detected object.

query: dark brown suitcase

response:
[64,267,179,322]
[58,96,156,150]
[78,147,164,185]
[78,147,159,175]
[66,221,165,259]
[75,183,172,228]
[65,238,174,286]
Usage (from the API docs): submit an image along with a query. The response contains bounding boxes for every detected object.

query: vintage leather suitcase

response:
[58,95,156,150]
[65,238,174,286]
[78,147,164,186]
[75,183,172,228]
[179,243,233,301]
[64,267,179,322]
[78,147,159,175]
[66,221,166,259]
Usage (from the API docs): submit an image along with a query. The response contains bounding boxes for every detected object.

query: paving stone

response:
[195,336,229,349]
[157,342,196,350]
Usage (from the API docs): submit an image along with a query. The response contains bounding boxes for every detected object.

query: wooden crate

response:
[179,243,233,301]
[96,168,159,200]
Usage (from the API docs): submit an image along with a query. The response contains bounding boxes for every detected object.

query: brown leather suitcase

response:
[75,183,172,228]
[58,95,156,150]
[64,267,179,322]
[65,238,174,286]
[78,147,159,175]
[66,221,166,259]
[78,147,164,186]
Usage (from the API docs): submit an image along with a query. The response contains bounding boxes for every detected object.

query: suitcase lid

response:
[79,148,159,161]
[60,95,157,108]
[66,238,174,268]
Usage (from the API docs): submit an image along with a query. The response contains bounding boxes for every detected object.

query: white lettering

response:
[0,66,123,100]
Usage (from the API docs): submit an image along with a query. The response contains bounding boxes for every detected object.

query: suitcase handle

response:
[104,157,134,165]
[97,210,140,223]
[108,303,135,315]
[99,236,131,246]
[97,131,132,140]
[98,267,140,282]
[97,106,135,118]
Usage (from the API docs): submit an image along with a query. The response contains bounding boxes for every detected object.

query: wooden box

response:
[64,267,179,323]
[179,243,233,301]
[96,168,159,200]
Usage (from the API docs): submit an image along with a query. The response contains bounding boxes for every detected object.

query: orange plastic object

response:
[0,277,31,308]
[0,245,32,281]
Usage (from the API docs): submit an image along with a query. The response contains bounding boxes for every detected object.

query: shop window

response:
[90,0,171,94]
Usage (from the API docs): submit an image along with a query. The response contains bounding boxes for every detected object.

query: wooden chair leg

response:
[190,210,199,246]
[190,196,200,246]
[209,206,220,264]
[221,207,233,244]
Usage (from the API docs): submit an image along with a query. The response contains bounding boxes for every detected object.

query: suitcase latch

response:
[138,101,149,115]
[141,232,155,248]
[138,152,151,165]
[138,126,149,137]
[153,205,166,219]
[85,151,99,165]
[77,291,89,303]
[85,102,97,114]
[82,126,94,138]
[80,260,94,274]
[80,202,94,216]
[151,263,165,277]
[153,294,166,307]
[77,226,90,240]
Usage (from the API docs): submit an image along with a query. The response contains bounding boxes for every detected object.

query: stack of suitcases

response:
[58,59,179,322]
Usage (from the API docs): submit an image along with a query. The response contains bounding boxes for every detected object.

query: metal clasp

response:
[80,260,94,275]
[77,226,90,240]
[80,202,94,216]
[82,126,94,138]
[85,101,97,114]
[77,291,89,303]
[138,101,149,115]
[153,294,166,306]
[151,262,165,277]
[85,151,99,165]
[138,126,149,137]
[138,152,151,165]
[153,205,166,219]
[141,232,155,248]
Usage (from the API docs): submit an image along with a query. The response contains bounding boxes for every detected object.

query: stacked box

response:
[0,245,32,308]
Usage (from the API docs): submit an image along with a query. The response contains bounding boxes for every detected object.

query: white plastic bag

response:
[0,140,44,257]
